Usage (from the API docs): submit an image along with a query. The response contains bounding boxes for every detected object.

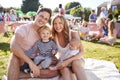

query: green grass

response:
[83,39,120,72]
[0,32,12,79]
[0,32,120,79]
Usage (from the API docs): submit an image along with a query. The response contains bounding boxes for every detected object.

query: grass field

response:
[0,32,120,79]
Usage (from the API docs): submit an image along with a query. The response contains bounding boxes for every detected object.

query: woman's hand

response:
[57,61,69,69]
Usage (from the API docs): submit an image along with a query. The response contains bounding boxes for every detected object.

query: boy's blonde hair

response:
[38,25,51,34]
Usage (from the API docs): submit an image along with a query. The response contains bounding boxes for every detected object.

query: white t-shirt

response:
[13,22,39,51]
[79,26,89,33]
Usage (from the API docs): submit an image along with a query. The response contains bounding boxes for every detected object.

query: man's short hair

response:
[37,6,52,18]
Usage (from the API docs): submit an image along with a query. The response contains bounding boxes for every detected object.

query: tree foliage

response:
[65,1,91,21]
[70,7,82,17]
[21,0,40,13]
[65,2,81,14]
[53,7,59,13]
[0,7,4,12]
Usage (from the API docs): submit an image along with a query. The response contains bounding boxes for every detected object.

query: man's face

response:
[35,11,50,27]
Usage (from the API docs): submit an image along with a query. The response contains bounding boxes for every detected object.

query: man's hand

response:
[29,62,40,77]
[57,61,69,69]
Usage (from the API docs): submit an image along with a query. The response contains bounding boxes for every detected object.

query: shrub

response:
[108,13,113,20]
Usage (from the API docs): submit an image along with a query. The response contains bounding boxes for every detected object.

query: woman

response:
[51,15,87,80]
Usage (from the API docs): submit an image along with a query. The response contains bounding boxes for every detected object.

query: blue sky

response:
[0,0,109,10]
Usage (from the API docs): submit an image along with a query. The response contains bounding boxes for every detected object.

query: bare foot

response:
[49,66,57,70]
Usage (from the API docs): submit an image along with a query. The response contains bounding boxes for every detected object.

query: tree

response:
[21,0,40,13]
[70,7,82,17]
[65,2,81,14]
[0,7,3,12]
[83,7,91,21]
[53,7,59,13]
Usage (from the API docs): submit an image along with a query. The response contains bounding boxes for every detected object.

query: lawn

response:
[0,32,120,79]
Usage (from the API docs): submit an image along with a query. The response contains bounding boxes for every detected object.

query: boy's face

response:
[40,29,51,41]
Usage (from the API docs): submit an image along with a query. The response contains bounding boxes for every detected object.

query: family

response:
[7,6,88,80]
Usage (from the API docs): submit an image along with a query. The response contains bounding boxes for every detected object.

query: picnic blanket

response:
[85,58,120,80]
[2,58,120,80]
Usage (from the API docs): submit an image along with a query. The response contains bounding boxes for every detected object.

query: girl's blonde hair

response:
[108,21,115,35]
[51,14,69,43]
[96,17,105,28]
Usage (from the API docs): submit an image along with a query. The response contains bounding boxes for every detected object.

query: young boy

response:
[20,25,58,76]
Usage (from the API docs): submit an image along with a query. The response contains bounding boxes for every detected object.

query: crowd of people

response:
[68,7,117,46]
[0,9,36,22]
[0,9,18,22]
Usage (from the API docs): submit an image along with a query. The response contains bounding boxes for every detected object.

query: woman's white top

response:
[55,30,73,59]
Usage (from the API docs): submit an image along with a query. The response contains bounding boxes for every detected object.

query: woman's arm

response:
[57,31,84,69]
[10,34,40,77]
[69,31,84,59]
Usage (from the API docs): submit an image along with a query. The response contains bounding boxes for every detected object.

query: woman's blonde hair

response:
[51,14,69,43]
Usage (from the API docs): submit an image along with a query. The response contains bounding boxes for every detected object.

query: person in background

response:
[79,21,90,40]
[9,9,17,22]
[98,20,117,46]
[3,10,10,21]
[102,18,111,36]
[7,7,59,80]
[0,12,3,21]
[51,14,87,80]
[89,10,97,23]
[88,17,105,41]
[100,7,107,19]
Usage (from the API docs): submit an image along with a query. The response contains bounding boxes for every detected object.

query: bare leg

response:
[72,60,87,80]
[7,54,20,80]
[7,54,59,79]
[60,67,72,80]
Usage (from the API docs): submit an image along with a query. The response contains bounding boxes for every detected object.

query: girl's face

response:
[40,29,51,41]
[53,18,64,33]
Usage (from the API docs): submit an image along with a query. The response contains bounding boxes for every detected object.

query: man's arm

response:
[10,33,40,77]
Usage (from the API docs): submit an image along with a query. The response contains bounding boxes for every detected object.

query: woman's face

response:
[53,17,64,33]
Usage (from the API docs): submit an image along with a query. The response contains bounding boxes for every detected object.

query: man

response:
[7,7,59,80]
[89,10,97,23]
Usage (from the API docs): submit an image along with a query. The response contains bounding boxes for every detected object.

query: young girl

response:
[79,21,90,40]
[99,20,117,45]
[89,17,104,41]
[21,25,58,76]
